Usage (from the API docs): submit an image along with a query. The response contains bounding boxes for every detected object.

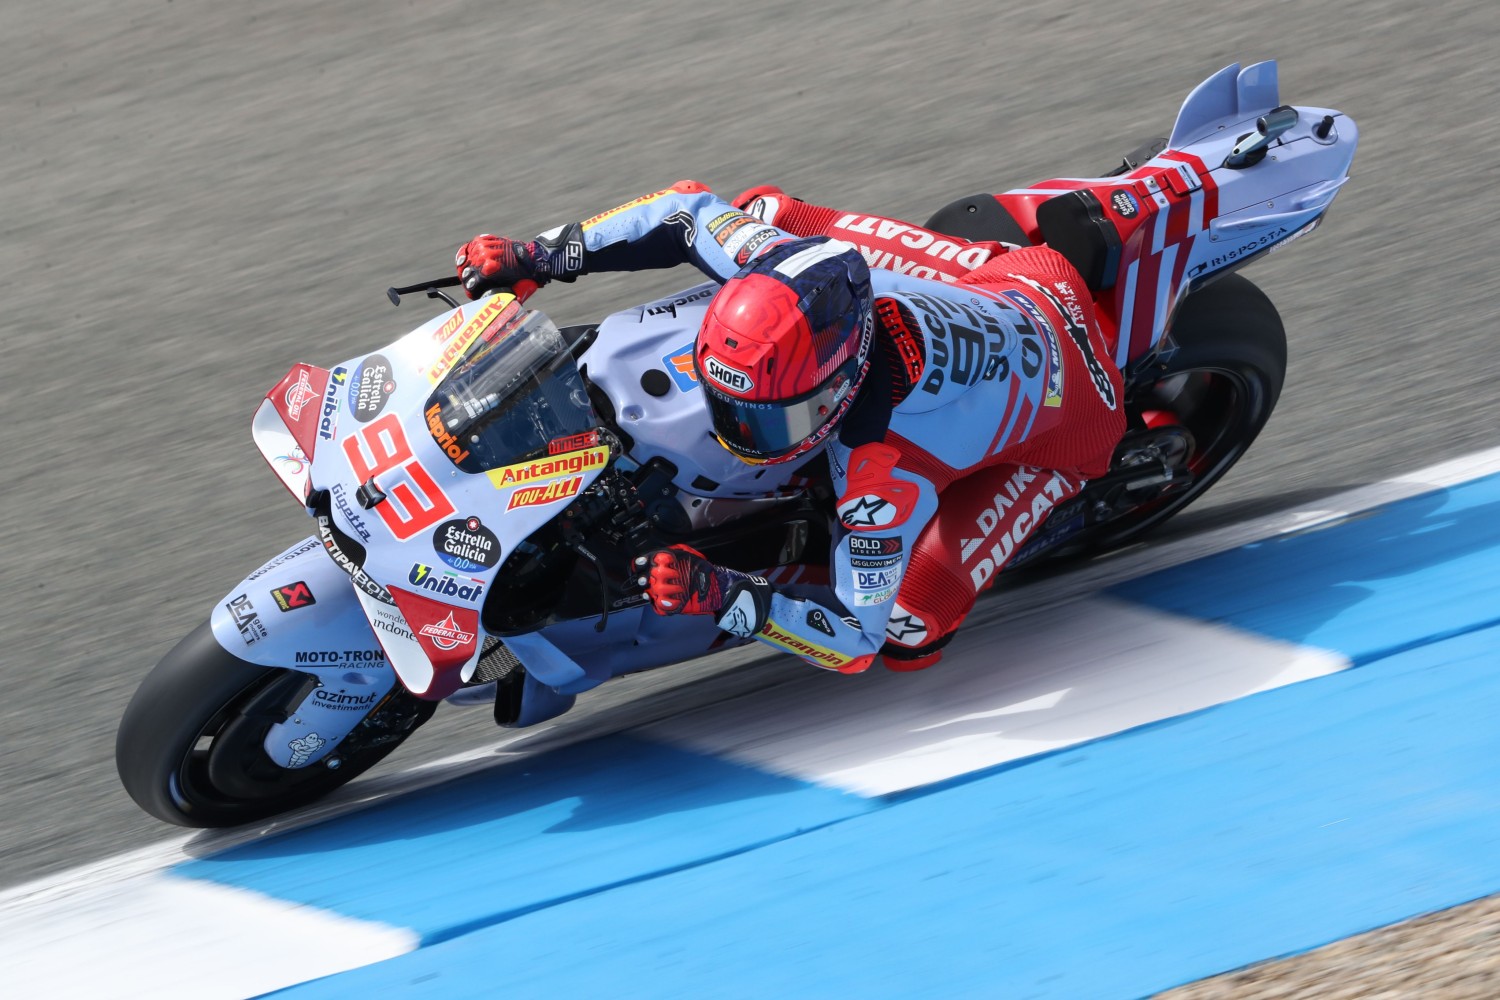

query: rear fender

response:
[209,536,401,768]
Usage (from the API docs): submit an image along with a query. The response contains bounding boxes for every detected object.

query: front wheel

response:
[116,622,436,827]
[1089,273,1287,549]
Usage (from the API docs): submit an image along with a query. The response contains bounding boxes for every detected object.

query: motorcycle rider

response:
[455,180,1125,672]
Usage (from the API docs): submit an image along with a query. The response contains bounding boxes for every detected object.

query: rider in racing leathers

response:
[455,180,1125,673]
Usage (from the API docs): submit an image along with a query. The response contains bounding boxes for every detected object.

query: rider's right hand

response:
[454,234,545,301]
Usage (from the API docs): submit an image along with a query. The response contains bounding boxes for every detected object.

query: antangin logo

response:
[426,296,513,384]
[758,619,854,670]
[486,446,609,490]
[431,309,465,343]
[581,188,673,230]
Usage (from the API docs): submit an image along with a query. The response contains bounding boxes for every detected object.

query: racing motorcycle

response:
[116,61,1358,826]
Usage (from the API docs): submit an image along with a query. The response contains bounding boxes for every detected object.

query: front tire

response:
[116,622,434,827]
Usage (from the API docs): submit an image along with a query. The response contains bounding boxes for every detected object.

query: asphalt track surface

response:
[3,0,1497,922]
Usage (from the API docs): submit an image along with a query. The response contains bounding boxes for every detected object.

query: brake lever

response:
[386,276,463,307]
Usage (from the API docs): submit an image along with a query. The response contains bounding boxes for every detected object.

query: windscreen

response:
[424,308,596,473]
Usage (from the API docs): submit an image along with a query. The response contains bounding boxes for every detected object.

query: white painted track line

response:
[640,597,1350,796]
[0,874,415,999]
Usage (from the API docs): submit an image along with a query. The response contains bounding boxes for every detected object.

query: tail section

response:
[991,61,1358,370]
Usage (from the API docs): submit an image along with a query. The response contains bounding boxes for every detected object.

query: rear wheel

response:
[1089,273,1287,548]
[116,622,436,827]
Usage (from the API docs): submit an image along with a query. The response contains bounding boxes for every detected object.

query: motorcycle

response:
[117,61,1358,827]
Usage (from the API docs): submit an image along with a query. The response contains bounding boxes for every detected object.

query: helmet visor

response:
[704,352,863,461]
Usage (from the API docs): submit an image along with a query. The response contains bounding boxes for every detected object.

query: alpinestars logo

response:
[716,586,763,638]
[838,495,895,529]
[885,603,929,645]
[663,209,697,246]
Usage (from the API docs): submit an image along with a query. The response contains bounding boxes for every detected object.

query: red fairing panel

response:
[268,363,331,464]
[387,586,481,700]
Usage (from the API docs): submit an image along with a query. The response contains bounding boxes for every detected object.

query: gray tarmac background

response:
[2,0,1498,989]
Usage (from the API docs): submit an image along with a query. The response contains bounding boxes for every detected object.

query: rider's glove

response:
[454,234,545,301]
[634,545,773,638]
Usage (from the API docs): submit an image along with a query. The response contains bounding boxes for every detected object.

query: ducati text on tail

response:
[117,61,1357,827]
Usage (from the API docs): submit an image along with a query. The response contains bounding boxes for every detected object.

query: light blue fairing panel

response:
[210,537,387,667]
[209,537,400,768]
[540,609,739,695]
[1168,61,1281,148]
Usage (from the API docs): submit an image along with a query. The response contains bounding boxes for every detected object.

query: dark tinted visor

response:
[704,352,862,460]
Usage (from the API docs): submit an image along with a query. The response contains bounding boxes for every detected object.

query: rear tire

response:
[116,622,433,827]
[1090,273,1286,548]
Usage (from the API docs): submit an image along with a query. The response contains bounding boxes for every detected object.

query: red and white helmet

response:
[695,237,874,465]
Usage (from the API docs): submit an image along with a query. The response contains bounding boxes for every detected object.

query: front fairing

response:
[255,294,611,699]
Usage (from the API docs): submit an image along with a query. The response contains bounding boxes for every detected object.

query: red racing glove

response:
[634,545,773,638]
[454,234,545,301]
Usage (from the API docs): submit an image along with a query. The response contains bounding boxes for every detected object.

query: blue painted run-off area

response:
[1112,471,1500,661]
[179,473,1500,999]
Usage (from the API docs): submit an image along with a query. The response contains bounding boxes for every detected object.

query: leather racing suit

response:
[521,180,1126,672]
